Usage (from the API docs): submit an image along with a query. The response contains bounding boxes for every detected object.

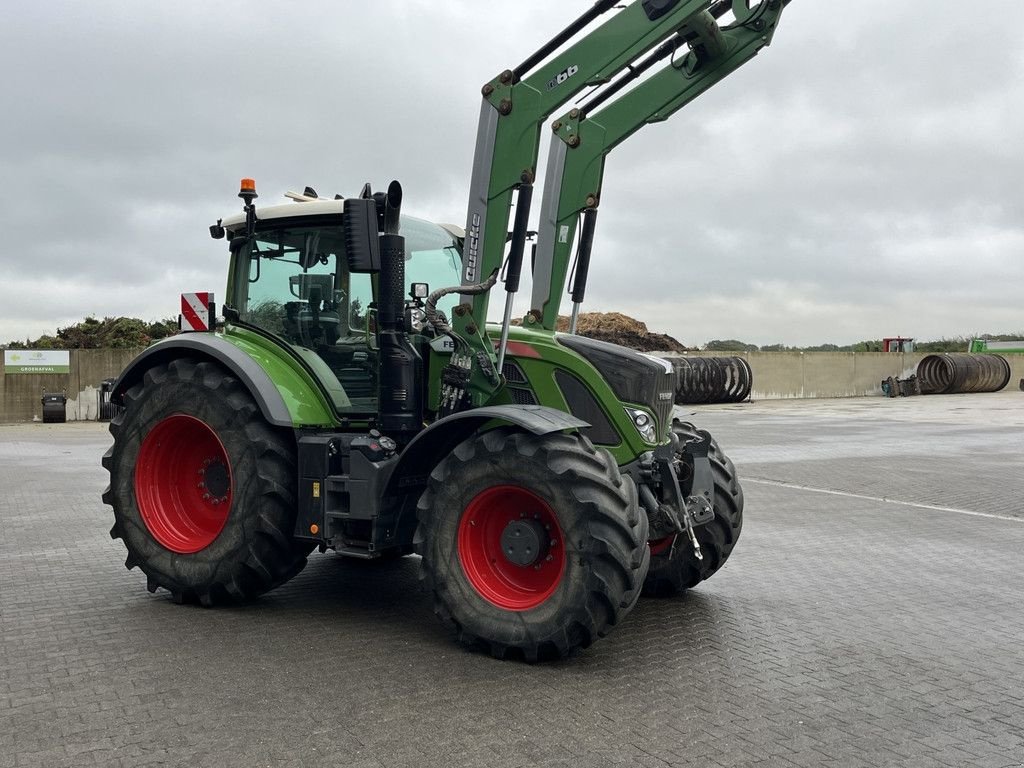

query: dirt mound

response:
[557,312,689,353]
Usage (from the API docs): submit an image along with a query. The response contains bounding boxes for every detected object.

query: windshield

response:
[397,217,463,318]
[235,215,462,415]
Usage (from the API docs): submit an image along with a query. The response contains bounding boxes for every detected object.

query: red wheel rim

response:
[134,414,232,554]
[457,485,566,611]
[649,536,674,556]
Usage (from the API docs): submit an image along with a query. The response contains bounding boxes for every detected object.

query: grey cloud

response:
[2,1,1022,347]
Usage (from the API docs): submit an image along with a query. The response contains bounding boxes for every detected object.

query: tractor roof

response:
[221,198,346,230]
[222,194,465,240]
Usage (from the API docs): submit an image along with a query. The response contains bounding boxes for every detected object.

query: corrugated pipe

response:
[916,353,1011,395]
[673,356,753,404]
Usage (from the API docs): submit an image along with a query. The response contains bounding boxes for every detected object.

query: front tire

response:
[102,358,310,605]
[418,429,650,661]
[642,420,744,597]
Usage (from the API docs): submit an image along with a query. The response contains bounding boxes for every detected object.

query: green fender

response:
[385,405,588,498]
[112,331,336,428]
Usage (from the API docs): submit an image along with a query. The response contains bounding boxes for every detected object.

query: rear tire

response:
[418,429,649,661]
[102,358,311,605]
[642,420,743,597]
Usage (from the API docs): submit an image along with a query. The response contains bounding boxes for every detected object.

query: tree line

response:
[4,317,179,349]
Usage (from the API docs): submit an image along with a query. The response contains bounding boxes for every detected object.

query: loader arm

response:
[453,0,731,405]
[529,0,788,330]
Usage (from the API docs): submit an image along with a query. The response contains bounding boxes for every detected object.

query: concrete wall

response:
[996,353,1024,392]
[664,351,1024,401]
[2,348,1022,422]
[1,349,142,423]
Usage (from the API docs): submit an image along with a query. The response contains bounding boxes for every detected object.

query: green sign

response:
[3,350,71,375]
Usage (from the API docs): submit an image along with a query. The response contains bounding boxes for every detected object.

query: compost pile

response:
[550,312,690,353]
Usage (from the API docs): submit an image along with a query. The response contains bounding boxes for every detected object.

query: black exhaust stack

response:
[376,181,423,438]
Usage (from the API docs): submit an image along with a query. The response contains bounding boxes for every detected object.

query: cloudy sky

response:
[2,1,1022,348]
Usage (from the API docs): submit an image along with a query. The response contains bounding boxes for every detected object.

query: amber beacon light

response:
[238,178,257,199]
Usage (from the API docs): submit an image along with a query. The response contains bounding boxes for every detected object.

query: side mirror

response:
[343,199,381,273]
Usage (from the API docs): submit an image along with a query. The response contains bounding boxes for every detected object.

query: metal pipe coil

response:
[916,353,1011,395]
[673,356,753,404]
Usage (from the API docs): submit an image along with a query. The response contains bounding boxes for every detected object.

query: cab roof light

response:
[238,178,258,199]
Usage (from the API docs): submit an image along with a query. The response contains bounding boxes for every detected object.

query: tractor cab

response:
[219,194,464,415]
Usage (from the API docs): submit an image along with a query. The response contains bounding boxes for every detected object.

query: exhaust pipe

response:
[376,181,423,437]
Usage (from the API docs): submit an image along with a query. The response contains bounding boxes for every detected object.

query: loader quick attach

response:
[104,0,789,660]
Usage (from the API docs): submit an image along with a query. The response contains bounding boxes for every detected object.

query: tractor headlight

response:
[625,407,657,443]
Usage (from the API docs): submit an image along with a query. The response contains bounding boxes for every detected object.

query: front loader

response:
[104,0,789,660]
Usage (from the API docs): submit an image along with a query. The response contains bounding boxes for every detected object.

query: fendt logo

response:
[548,64,579,90]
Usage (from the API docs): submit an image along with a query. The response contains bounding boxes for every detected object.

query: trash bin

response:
[99,378,122,422]
[41,392,67,423]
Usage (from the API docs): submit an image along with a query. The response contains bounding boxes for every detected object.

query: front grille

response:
[502,360,529,384]
[508,386,538,405]
[554,371,620,446]
[558,334,677,441]
[652,373,675,440]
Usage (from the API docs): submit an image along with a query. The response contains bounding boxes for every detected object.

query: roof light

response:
[238,178,258,199]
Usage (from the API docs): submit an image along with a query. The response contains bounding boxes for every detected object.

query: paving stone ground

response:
[1,392,1022,768]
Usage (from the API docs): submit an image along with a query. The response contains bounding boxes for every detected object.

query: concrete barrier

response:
[663,351,1024,401]
[2,347,1021,422]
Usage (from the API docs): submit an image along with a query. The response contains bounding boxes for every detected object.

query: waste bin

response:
[99,378,122,422]
[41,392,67,423]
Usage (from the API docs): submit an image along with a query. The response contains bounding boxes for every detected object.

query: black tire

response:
[642,419,744,597]
[102,358,311,605]
[418,429,650,661]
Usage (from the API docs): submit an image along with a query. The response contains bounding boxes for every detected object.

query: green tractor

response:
[104,0,787,659]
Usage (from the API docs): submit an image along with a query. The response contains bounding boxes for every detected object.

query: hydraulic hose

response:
[424,270,500,336]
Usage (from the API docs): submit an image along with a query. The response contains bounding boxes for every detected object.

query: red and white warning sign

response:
[180,292,215,332]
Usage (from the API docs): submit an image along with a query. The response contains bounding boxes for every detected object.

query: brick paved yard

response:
[1,393,1022,767]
